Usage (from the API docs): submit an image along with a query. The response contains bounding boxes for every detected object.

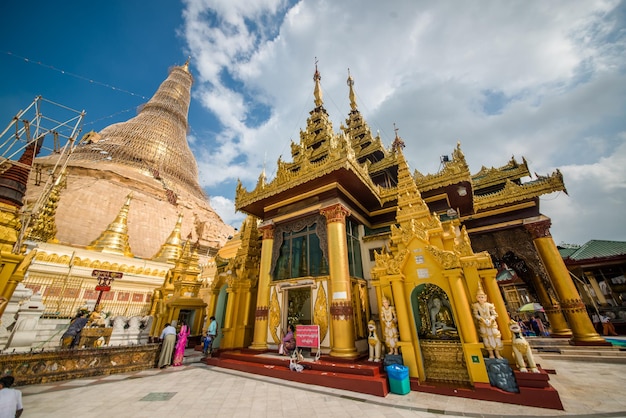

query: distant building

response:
[560,240,626,332]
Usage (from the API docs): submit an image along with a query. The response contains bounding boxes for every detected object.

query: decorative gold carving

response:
[414,142,472,193]
[474,170,566,211]
[524,219,552,239]
[320,203,350,224]
[420,340,470,384]
[269,287,281,343]
[313,282,329,342]
[426,245,461,269]
[472,156,530,190]
[330,300,353,320]
[259,223,275,240]
[372,249,408,277]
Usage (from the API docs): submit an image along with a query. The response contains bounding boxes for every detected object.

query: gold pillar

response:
[525,220,607,345]
[446,268,489,384]
[531,272,572,337]
[250,223,274,350]
[320,203,357,358]
[0,251,33,318]
[389,274,418,376]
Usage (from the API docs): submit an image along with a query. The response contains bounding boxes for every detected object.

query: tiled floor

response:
[17,350,626,418]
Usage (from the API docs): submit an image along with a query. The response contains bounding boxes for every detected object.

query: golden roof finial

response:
[183,56,191,72]
[313,57,323,107]
[86,193,134,257]
[391,123,405,153]
[347,68,357,111]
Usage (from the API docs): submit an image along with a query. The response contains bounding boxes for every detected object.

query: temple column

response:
[530,272,572,337]
[525,219,607,345]
[0,251,32,318]
[445,268,489,384]
[320,203,358,358]
[250,223,274,350]
[388,274,419,376]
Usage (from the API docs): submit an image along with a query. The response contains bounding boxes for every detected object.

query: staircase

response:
[529,337,626,364]
[203,349,389,397]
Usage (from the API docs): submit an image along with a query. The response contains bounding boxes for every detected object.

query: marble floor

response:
[17,351,626,418]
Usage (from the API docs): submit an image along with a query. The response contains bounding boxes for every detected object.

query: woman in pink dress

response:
[172,321,190,366]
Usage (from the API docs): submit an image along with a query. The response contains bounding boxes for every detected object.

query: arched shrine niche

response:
[412,283,459,340]
[411,283,470,384]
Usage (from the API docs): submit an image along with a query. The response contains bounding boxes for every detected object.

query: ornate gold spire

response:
[27,171,65,243]
[87,193,134,257]
[69,62,205,198]
[391,124,405,154]
[313,59,323,108]
[152,213,184,262]
[347,69,357,111]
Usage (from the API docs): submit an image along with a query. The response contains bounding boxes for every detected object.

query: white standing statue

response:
[367,320,382,362]
[472,283,503,359]
[380,296,399,355]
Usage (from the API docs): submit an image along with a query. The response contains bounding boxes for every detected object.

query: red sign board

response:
[92,270,123,279]
[296,325,319,348]
[95,285,111,292]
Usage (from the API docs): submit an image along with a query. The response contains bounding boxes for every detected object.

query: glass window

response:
[346,219,363,278]
[272,224,328,280]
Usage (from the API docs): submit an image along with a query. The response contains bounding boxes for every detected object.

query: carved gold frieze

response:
[372,248,408,277]
[420,340,471,384]
[32,252,167,277]
[474,170,566,211]
[524,219,552,239]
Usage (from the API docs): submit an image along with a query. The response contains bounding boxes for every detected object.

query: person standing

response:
[172,321,190,366]
[204,316,218,355]
[0,375,23,418]
[158,323,177,368]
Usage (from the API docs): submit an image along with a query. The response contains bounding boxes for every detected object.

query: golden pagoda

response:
[205,65,602,406]
[13,61,234,321]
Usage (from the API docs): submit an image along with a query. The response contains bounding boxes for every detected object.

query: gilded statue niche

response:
[413,283,459,340]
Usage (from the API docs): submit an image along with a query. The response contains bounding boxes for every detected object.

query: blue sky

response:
[1,0,625,246]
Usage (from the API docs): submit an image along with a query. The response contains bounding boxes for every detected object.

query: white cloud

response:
[183,0,626,245]
[210,195,246,230]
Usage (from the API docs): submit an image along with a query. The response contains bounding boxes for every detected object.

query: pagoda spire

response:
[391,123,405,154]
[87,193,134,257]
[313,58,324,108]
[69,61,205,198]
[152,213,184,262]
[347,69,357,111]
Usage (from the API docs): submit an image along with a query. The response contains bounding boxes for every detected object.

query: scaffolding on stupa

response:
[0,95,86,253]
[67,63,206,200]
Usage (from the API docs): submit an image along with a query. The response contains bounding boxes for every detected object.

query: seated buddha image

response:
[429,297,458,338]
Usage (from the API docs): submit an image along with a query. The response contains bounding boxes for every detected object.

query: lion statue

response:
[367,319,383,362]
[509,320,539,373]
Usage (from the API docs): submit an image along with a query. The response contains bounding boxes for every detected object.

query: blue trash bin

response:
[385,364,410,395]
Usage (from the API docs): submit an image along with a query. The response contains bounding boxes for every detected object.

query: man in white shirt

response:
[158,323,177,368]
[0,375,23,418]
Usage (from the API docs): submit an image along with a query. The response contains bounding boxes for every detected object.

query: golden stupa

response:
[24,61,234,259]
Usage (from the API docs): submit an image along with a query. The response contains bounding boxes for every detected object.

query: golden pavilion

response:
[204,65,604,405]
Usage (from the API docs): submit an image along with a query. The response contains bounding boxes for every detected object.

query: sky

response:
[0,0,625,246]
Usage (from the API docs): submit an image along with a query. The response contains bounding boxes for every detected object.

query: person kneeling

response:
[281,324,296,356]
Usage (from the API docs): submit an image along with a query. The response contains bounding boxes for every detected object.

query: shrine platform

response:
[203,349,563,410]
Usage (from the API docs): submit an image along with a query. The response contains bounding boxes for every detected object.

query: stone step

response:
[536,352,626,364]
